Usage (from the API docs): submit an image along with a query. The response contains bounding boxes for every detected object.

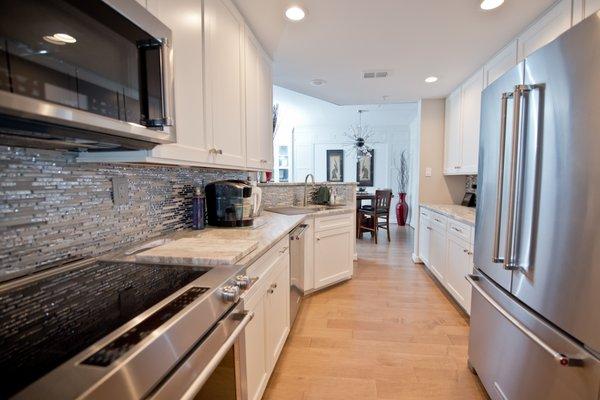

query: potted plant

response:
[393,150,409,226]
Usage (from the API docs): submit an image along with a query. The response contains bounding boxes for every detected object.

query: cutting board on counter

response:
[134,237,259,266]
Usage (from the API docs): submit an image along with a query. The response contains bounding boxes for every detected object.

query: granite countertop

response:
[420,203,476,226]
[107,207,355,268]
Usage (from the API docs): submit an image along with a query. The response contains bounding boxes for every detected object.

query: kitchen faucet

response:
[303,174,315,206]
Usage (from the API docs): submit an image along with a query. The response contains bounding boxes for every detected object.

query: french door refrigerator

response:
[468,12,600,400]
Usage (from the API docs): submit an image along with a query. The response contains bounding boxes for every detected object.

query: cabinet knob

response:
[219,285,240,303]
[463,249,469,253]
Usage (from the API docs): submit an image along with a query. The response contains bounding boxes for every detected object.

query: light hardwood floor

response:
[262,226,488,400]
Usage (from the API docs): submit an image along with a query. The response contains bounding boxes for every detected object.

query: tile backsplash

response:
[465,175,477,194]
[0,146,246,282]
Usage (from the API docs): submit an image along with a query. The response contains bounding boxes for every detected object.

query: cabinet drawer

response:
[429,212,447,232]
[245,237,289,302]
[447,219,472,243]
[315,213,352,232]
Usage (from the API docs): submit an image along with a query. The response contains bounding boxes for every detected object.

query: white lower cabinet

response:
[418,210,431,266]
[265,257,290,369]
[313,214,353,290]
[445,233,473,314]
[418,207,474,315]
[242,238,290,400]
[428,224,447,284]
[243,291,268,400]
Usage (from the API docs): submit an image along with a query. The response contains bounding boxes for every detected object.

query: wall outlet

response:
[425,167,432,177]
[111,177,128,206]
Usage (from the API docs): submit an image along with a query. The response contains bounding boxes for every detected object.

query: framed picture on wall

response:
[326,150,344,182]
[356,150,374,186]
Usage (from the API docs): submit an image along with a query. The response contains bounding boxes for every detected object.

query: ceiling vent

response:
[362,70,390,79]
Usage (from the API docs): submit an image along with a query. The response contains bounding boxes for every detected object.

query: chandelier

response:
[344,110,373,159]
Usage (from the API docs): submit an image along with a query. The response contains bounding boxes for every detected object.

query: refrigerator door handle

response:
[504,84,546,271]
[504,85,527,271]
[466,274,584,367]
[492,92,513,263]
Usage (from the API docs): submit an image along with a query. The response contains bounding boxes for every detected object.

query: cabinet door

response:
[484,40,517,88]
[418,214,431,266]
[243,291,268,400]
[204,0,246,167]
[460,69,484,174]
[585,0,600,17]
[445,234,472,313]
[314,227,352,289]
[258,55,274,169]
[147,0,212,164]
[266,253,290,370]
[244,32,262,169]
[517,0,572,61]
[428,227,446,283]
[444,87,462,174]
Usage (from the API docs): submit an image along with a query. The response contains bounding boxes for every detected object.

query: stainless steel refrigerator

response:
[468,13,600,400]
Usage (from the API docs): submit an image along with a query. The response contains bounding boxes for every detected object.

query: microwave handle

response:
[160,38,175,126]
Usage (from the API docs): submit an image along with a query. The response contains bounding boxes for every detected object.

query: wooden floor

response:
[263,226,488,400]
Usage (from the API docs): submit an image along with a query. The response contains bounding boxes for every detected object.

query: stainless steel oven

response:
[0,0,175,150]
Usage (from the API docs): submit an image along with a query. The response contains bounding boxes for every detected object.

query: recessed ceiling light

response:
[43,33,77,45]
[285,6,306,21]
[480,0,504,10]
[43,35,66,45]
[425,76,438,83]
[53,33,76,43]
[310,78,326,87]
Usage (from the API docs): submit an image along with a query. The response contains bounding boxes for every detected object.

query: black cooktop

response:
[0,261,207,398]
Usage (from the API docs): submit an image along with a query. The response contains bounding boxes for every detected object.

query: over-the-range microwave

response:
[0,0,176,150]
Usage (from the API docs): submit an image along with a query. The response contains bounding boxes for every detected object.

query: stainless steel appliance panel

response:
[508,14,600,353]
[289,224,307,325]
[468,272,600,400]
[474,62,524,291]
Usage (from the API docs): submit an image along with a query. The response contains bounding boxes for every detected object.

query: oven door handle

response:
[148,309,254,400]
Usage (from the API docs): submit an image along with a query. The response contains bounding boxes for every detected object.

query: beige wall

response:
[417,99,465,204]
[412,98,466,260]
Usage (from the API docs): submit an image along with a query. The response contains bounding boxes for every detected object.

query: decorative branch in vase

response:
[393,150,410,226]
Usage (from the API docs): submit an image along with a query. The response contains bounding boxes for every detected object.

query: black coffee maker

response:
[205,180,254,227]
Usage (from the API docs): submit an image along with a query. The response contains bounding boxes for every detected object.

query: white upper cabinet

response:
[444,69,483,175]
[245,29,274,170]
[204,0,246,167]
[517,0,572,61]
[459,69,483,174]
[444,88,462,174]
[146,0,212,165]
[483,40,518,88]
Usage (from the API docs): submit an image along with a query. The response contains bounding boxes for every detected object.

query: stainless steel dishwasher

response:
[289,224,307,325]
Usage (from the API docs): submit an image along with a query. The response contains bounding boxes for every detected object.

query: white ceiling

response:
[233,0,557,105]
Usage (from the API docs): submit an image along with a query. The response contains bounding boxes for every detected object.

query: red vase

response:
[396,192,409,226]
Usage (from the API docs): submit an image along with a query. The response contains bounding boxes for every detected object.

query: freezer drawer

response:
[468,272,600,400]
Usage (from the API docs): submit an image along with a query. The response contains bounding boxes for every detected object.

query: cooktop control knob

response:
[234,275,251,289]
[220,285,240,303]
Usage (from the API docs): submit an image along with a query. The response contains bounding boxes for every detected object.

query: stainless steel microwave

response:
[0,0,175,150]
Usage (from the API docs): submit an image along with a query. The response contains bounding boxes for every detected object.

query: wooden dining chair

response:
[357,189,392,243]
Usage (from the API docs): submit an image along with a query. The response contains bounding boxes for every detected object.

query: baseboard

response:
[353,252,358,261]
[412,253,423,264]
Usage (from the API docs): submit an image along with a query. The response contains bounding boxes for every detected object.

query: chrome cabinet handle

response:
[279,246,289,254]
[159,38,175,126]
[434,218,442,223]
[466,274,582,367]
[451,227,462,233]
[209,148,223,155]
[463,249,469,253]
[492,91,512,264]
[426,227,432,231]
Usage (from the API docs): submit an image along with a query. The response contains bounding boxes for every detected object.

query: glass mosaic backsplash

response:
[0,146,246,282]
